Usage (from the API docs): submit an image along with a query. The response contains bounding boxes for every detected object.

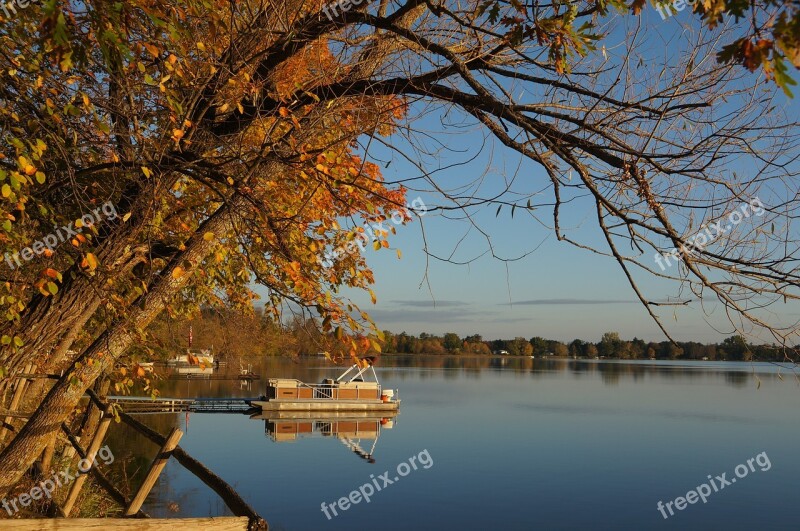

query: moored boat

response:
[250,357,399,412]
[166,348,215,366]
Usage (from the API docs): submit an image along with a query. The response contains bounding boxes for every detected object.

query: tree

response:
[0,0,799,494]
[443,332,462,352]
[586,344,599,358]
[529,336,549,355]
[569,339,587,357]
[599,332,622,358]
[720,335,750,361]
[508,337,532,356]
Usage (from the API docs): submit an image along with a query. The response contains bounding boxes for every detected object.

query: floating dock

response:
[107,396,255,414]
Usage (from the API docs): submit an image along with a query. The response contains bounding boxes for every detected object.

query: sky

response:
[277,6,800,344]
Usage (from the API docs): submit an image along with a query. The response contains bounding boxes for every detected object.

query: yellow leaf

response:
[141,166,152,178]
[1,184,10,198]
[396,249,402,259]
[84,253,98,270]
[172,266,185,279]
[196,42,206,52]
[143,42,159,57]
[203,232,215,241]
[122,212,131,222]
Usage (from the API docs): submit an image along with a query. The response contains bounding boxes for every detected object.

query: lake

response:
[106,357,800,530]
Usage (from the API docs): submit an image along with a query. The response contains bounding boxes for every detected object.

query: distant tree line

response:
[380,331,792,362]
[143,313,791,363]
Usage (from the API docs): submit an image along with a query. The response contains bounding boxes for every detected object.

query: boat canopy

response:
[335,358,380,384]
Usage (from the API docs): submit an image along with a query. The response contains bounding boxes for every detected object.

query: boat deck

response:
[250,399,400,412]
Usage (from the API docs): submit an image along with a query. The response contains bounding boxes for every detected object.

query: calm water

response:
[107,357,800,530]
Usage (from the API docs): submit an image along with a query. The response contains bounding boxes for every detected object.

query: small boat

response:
[251,357,400,412]
[167,348,215,366]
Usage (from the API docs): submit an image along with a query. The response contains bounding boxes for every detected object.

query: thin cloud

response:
[367,308,484,323]
[391,300,470,308]
[507,298,639,306]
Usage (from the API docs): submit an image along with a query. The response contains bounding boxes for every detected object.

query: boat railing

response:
[267,378,383,401]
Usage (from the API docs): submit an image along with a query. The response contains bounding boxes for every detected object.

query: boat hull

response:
[250,410,399,420]
[250,399,399,412]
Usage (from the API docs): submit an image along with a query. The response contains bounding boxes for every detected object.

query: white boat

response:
[251,356,400,412]
[167,348,215,366]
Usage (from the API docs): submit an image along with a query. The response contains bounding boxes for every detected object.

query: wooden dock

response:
[168,373,260,381]
[0,517,251,529]
[107,397,256,414]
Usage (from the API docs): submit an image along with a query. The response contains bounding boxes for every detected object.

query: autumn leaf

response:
[82,253,98,271]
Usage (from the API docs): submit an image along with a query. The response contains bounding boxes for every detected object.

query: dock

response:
[107,396,256,414]
[168,373,260,381]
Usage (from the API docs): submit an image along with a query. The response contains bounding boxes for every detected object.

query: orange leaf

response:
[143,42,160,57]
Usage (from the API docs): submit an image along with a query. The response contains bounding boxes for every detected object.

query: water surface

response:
[107,357,800,530]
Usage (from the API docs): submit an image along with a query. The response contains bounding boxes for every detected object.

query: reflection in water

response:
[253,411,397,464]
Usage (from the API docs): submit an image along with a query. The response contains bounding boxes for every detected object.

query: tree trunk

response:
[0,195,244,496]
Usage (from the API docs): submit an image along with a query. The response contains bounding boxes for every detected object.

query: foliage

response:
[380,329,786,362]
[476,0,800,94]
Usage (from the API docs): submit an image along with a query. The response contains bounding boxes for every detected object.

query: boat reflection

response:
[251,411,398,463]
